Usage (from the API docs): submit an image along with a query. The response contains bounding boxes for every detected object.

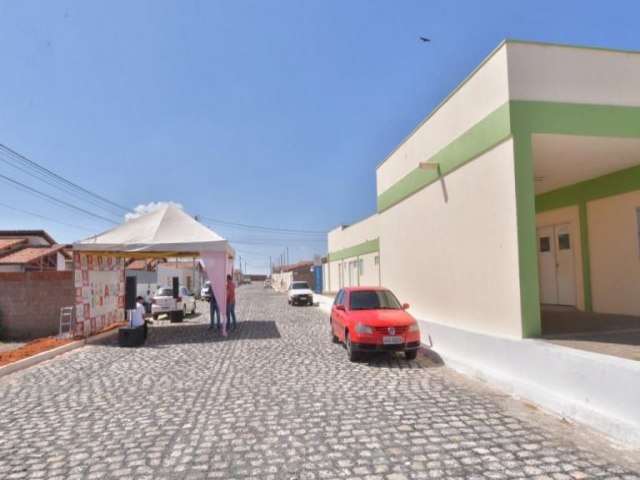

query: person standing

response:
[226,274,237,331]
[207,282,221,331]
[143,289,152,315]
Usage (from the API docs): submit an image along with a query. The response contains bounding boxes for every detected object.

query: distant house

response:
[275,260,315,290]
[157,259,205,294]
[125,258,205,296]
[0,230,71,273]
[0,230,74,340]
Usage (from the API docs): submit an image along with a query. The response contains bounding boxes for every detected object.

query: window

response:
[539,237,550,252]
[374,255,379,266]
[348,289,402,311]
[358,259,364,276]
[334,289,345,306]
[558,233,571,250]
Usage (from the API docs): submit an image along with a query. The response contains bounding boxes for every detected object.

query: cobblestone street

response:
[0,285,638,479]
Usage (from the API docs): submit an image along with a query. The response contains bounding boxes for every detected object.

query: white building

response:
[326,40,640,338]
[323,40,640,444]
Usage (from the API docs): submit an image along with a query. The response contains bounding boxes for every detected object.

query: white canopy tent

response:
[74,204,234,258]
[73,204,235,333]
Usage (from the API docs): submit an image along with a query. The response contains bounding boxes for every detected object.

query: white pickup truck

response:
[151,286,196,321]
[287,281,314,306]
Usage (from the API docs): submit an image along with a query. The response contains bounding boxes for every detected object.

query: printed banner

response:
[74,253,124,337]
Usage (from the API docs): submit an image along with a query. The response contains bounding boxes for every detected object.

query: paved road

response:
[0,285,638,479]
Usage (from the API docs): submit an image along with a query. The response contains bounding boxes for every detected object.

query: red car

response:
[330,286,421,361]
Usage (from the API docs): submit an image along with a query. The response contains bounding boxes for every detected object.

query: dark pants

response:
[210,302,221,330]
[226,302,236,330]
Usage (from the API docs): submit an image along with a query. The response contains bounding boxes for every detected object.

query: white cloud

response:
[125,201,183,222]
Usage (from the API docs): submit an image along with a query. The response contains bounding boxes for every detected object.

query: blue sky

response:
[1,1,639,274]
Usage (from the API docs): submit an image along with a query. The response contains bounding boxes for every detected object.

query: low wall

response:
[0,271,74,340]
[421,319,640,447]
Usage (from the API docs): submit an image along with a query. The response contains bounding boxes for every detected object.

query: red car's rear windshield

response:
[349,290,402,310]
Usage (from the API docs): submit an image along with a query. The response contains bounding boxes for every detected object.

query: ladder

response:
[59,306,75,338]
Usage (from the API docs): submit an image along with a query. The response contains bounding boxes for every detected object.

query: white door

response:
[348,261,356,287]
[537,226,558,304]
[555,224,576,305]
[537,223,576,306]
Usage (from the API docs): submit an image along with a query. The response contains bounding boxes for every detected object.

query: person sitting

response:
[131,296,148,339]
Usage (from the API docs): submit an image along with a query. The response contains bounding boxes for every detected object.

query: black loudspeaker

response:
[118,326,145,347]
[125,276,137,310]
[172,277,179,298]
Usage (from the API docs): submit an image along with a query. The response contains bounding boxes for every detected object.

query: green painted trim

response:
[369,98,640,337]
[510,100,640,337]
[578,202,593,312]
[328,238,379,262]
[536,164,640,213]
[377,39,640,170]
[510,101,640,139]
[511,133,542,338]
[377,103,512,212]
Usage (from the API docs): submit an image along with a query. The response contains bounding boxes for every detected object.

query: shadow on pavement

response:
[342,346,445,370]
[96,320,281,348]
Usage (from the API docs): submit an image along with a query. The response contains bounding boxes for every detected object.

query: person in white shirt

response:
[131,296,148,339]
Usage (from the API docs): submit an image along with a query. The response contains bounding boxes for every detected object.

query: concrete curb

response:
[420,319,640,448]
[0,328,120,379]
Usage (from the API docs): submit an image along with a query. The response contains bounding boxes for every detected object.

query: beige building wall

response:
[376,45,510,195]
[326,253,380,291]
[379,140,523,338]
[535,206,585,311]
[588,190,640,315]
[507,42,640,105]
[325,260,341,293]
[327,214,380,293]
[327,215,379,252]
[357,252,380,287]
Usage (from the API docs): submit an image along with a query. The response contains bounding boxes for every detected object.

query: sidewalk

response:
[314,292,334,314]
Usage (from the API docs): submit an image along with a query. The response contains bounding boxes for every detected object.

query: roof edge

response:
[376,39,509,170]
[376,39,640,172]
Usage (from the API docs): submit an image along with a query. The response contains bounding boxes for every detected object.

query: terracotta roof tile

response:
[0,238,26,250]
[0,245,65,265]
[0,230,56,244]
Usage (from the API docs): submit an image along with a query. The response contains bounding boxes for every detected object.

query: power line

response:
[199,215,326,235]
[0,143,131,216]
[0,201,96,232]
[0,173,119,225]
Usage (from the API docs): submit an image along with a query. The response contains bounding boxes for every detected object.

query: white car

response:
[287,281,314,306]
[151,286,196,320]
[200,281,211,301]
